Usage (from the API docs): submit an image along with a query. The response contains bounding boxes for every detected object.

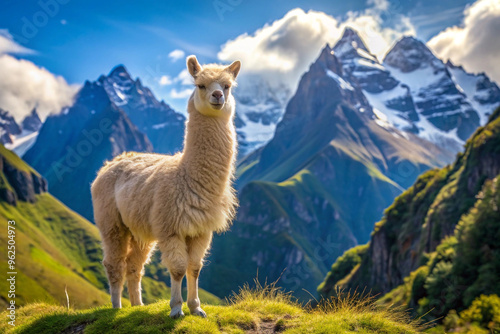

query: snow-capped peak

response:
[333,27,371,59]
[384,36,443,73]
[332,27,398,94]
[108,64,132,80]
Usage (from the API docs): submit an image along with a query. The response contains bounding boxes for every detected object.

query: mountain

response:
[446,60,500,124]
[233,78,290,157]
[0,108,21,145]
[319,107,500,328]
[21,109,42,132]
[2,109,43,158]
[98,65,185,154]
[333,29,500,154]
[202,44,451,300]
[23,77,153,221]
[333,27,400,95]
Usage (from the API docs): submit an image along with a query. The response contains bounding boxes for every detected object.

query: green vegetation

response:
[321,107,500,332]
[0,284,421,334]
[0,193,111,309]
[318,244,368,297]
[417,177,500,320]
[0,144,37,174]
[378,177,500,332]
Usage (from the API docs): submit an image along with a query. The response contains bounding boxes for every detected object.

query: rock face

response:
[323,106,500,297]
[383,37,480,148]
[24,75,153,221]
[333,28,399,94]
[0,109,22,145]
[21,109,43,132]
[203,44,451,301]
[0,145,47,205]
[446,60,500,124]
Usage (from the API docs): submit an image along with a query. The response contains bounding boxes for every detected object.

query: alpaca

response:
[91,55,240,318]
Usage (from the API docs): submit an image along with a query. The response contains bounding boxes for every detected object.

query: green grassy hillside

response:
[378,176,500,332]
[0,193,110,308]
[0,284,421,334]
[320,107,500,332]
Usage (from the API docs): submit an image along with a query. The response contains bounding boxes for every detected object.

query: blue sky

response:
[0,0,480,112]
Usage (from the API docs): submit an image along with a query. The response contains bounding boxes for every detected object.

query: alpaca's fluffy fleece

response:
[91,55,240,317]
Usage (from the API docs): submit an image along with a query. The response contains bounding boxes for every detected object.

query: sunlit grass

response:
[1,283,423,333]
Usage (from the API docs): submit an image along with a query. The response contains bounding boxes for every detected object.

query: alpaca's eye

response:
[224,85,230,90]
[198,85,205,90]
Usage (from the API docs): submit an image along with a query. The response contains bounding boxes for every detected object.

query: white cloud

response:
[0,33,78,121]
[218,5,415,91]
[367,0,389,12]
[168,49,185,62]
[170,88,193,99]
[174,69,193,86]
[0,30,33,55]
[159,75,173,86]
[428,0,500,83]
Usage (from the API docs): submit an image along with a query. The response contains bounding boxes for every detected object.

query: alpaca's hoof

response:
[191,307,207,318]
[170,307,185,319]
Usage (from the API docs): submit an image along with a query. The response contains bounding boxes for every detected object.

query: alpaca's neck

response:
[180,104,237,193]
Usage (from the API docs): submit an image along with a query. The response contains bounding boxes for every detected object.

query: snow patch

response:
[326,70,354,91]
[5,130,39,157]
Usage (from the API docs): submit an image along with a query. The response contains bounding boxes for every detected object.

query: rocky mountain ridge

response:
[331,28,499,154]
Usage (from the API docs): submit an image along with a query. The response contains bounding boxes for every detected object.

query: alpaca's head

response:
[187,55,241,118]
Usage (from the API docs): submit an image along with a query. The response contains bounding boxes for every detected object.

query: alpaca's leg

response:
[186,232,212,318]
[158,235,188,318]
[126,238,155,306]
[101,224,131,309]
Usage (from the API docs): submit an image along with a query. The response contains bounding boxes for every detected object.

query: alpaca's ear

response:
[226,60,241,79]
[187,55,201,77]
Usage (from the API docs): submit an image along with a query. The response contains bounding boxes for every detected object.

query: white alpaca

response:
[91,55,240,318]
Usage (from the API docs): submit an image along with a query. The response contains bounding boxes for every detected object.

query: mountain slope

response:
[203,45,451,300]
[320,107,500,325]
[0,144,110,308]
